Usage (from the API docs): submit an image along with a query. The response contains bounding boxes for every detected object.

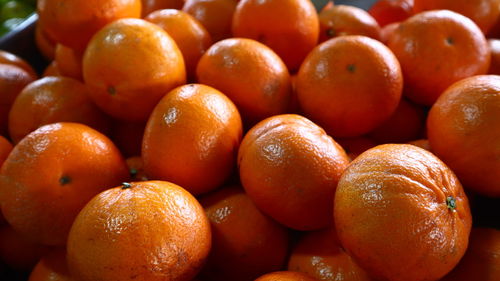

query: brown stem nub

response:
[121,182,132,190]
[446,196,456,210]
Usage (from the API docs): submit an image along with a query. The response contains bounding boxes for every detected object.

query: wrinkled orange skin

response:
[297,36,403,137]
[0,135,12,166]
[143,84,242,195]
[8,76,112,144]
[232,0,319,72]
[440,228,500,281]
[0,123,129,245]
[0,226,49,270]
[407,139,431,151]
[183,0,237,42]
[334,144,472,281]
[35,24,56,61]
[488,39,500,75]
[0,51,37,78]
[54,45,83,80]
[238,114,349,231]
[145,9,212,81]
[37,0,142,51]
[319,5,381,43]
[110,120,145,158]
[141,0,184,17]
[256,271,319,281]
[28,249,72,281]
[368,0,414,27]
[43,61,62,77]
[126,156,148,181]
[427,75,500,197]
[197,38,291,126]
[83,18,186,121]
[414,0,500,34]
[199,186,289,281]
[67,181,211,281]
[388,10,491,106]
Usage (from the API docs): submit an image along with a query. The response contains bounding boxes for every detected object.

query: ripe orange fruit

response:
[54,44,83,80]
[0,135,12,167]
[35,24,57,61]
[287,228,372,281]
[388,10,490,106]
[126,156,148,181]
[408,139,431,151]
[319,4,381,43]
[297,35,403,137]
[440,228,500,281]
[8,76,112,144]
[0,50,37,78]
[83,18,186,121]
[0,226,48,270]
[37,0,142,51]
[197,38,291,125]
[488,39,500,75]
[427,75,500,197]
[413,0,500,34]
[145,9,212,81]
[141,0,185,17]
[110,120,146,158]
[28,249,72,281]
[67,181,211,281]
[143,84,242,195]
[334,144,472,281]
[199,186,289,281]
[0,122,129,245]
[380,21,400,44]
[238,114,350,231]
[232,0,319,71]
[42,61,62,77]
[368,0,414,27]
[183,0,238,42]
[256,271,319,281]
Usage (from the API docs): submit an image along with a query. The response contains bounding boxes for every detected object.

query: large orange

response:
[368,0,414,27]
[37,0,142,51]
[0,123,129,245]
[142,84,242,195]
[334,144,472,281]
[238,114,349,231]
[141,0,185,17]
[28,249,72,281]
[232,0,319,71]
[0,226,48,270]
[256,271,319,281]
[297,35,403,137]
[199,186,289,281]
[387,10,490,106]
[67,181,211,281]
[427,75,500,197]
[83,18,186,121]
[196,38,291,125]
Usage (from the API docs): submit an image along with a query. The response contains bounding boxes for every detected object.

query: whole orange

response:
[368,0,414,27]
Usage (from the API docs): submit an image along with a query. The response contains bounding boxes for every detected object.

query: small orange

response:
[126,156,148,181]
[141,0,185,17]
[232,0,319,71]
[0,226,48,270]
[83,18,186,121]
[34,24,57,61]
[238,114,349,230]
[0,50,37,78]
[67,181,211,281]
[28,248,72,281]
[488,39,500,75]
[54,44,83,80]
[110,120,146,158]
[256,271,319,281]
[368,0,414,27]
[142,84,242,195]
[42,61,62,77]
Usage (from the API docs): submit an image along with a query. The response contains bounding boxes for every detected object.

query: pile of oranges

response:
[0,0,498,280]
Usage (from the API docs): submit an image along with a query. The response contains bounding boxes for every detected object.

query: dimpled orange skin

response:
[197,38,291,126]
[199,186,289,281]
[145,9,212,81]
[28,249,72,281]
[0,123,129,245]
[83,18,186,121]
[296,35,403,138]
[141,0,185,17]
[0,51,37,78]
[67,181,211,281]
[37,0,142,51]
[255,271,319,281]
[319,5,381,43]
[8,76,112,144]
[238,114,350,231]
[427,75,500,197]
[387,10,490,106]
[334,144,472,281]
[232,0,319,72]
[288,228,372,281]
[54,45,83,80]
[142,84,242,195]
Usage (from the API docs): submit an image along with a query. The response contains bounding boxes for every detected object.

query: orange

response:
[238,114,349,231]
[440,228,500,281]
[334,144,472,281]
[319,4,381,43]
[145,9,212,81]
[388,10,490,106]
[110,120,146,158]
[141,0,185,17]
[256,271,319,281]
[143,84,242,195]
[232,0,319,71]
[488,39,500,75]
[0,226,48,270]
[8,76,112,144]
[287,228,372,281]
[297,35,403,137]
[407,139,431,151]
[126,156,148,181]
[379,21,399,44]
[368,0,414,27]
[37,0,142,51]
[35,24,57,61]
[0,50,37,78]
[199,186,289,281]
[414,0,500,34]
[336,137,377,161]
[83,18,186,121]
[196,38,291,125]
[28,248,72,281]
[42,61,62,77]
[0,122,129,245]
[67,181,211,281]
[183,0,237,42]
[427,75,500,197]
[54,44,83,80]
[0,135,12,167]
[0,64,37,136]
